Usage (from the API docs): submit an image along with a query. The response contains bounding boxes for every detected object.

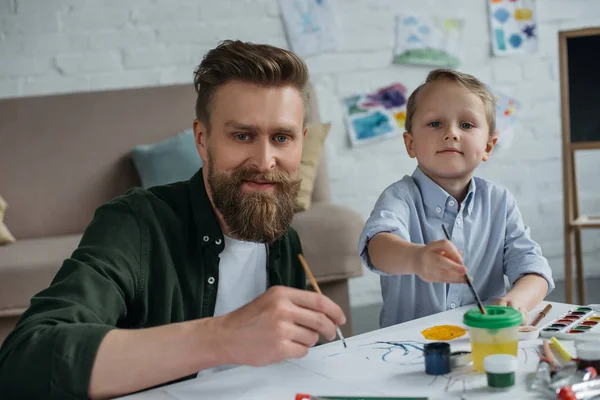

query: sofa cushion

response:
[0,196,15,246]
[297,123,331,212]
[131,129,203,189]
[291,202,364,281]
[0,235,81,313]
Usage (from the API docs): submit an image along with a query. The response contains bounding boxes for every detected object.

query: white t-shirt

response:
[197,235,268,377]
[213,235,267,317]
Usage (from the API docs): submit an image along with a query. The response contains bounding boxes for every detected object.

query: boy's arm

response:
[359,187,465,282]
[497,191,554,320]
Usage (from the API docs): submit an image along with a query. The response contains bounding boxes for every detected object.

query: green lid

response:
[463,305,522,329]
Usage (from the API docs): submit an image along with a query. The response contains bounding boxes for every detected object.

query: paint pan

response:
[539,305,600,340]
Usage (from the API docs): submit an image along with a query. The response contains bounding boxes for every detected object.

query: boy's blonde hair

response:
[405,69,496,136]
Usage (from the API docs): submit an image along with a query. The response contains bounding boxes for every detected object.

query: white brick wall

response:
[1,0,600,307]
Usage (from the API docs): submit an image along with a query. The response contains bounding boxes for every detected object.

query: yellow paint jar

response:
[463,306,522,373]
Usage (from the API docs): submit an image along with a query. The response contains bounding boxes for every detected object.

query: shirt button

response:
[203,236,210,242]
[449,200,455,207]
[436,207,442,213]
[207,277,215,284]
[215,239,222,245]
[450,302,456,309]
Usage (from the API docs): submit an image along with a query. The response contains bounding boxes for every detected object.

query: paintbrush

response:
[298,254,347,348]
[441,224,486,315]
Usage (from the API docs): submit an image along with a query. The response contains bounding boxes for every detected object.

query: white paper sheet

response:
[279,0,339,57]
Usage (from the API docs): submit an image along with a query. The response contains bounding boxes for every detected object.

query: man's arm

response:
[88,286,345,399]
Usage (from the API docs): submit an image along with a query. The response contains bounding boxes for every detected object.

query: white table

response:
[120,302,577,400]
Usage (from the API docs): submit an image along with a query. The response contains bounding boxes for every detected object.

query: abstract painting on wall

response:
[279,0,339,58]
[488,0,538,56]
[490,86,520,150]
[343,83,409,146]
[393,15,465,67]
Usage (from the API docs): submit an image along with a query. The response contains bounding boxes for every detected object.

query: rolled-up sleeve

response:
[503,191,555,294]
[358,185,411,275]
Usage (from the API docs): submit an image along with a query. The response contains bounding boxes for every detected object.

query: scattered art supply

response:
[529,358,553,393]
[421,325,467,341]
[343,83,409,146]
[487,0,538,56]
[463,306,522,372]
[450,351,472,368]
[441,225,485,315]
[393,14,465,67]
[279,0,339,57]
[298,254,347,348]
[540,305,600,340]
[518,325,539,341]
[557,377,600,400]
[551,337,574,363]
[543,339,556,369]
[575,341,600,372]
[296,396,430,400]
[423,342,450,375]
[484,354,517,389]
[531,304,553,327]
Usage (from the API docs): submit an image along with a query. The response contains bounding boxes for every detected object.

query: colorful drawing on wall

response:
[279,0,339,57]
[393,15,465,67]
[343,83,409,146]
[490,86,521,150]
[488,0,538,56]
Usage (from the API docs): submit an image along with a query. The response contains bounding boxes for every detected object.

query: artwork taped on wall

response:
[393,14,465,67]
[279,0,339,58]
[488,0,538,56]
[343,83,409,147]
[490,86,520,150]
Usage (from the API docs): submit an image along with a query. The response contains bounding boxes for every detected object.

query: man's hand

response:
[412,240,467,283]
[214,286,346,367]
[495,297,528,325]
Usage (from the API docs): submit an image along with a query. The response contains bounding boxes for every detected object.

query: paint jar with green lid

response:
[463,305,522,372]
[484,354,517,389]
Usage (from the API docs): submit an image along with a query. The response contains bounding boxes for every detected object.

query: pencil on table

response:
[298,254,347,348]
[542,339,556,369]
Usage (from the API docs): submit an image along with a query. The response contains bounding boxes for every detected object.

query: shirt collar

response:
[412,167,476,217]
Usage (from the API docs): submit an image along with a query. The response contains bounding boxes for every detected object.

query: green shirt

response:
[0,169,306,399]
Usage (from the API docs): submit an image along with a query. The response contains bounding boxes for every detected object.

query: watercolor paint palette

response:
[540,305,600,340]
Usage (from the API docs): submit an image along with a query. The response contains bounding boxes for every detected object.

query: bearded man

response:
[0,40,346,400]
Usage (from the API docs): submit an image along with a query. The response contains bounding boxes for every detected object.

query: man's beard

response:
[207,158,301,244]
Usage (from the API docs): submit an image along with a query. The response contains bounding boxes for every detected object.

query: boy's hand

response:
[495,297,528,325]
[413,240,468,284]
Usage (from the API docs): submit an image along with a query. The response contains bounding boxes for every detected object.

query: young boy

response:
[358,69,554,328]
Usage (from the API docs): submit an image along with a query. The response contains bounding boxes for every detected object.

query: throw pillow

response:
[296,123,331,211]
[131,129,203,189]
[0,196,16,245]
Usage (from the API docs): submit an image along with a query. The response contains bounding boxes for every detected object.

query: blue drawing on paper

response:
[352,112,393,141]
[294,0,321,34]
[363,84,407,110]
[522,24,536,38]
[403,16,419,26]
[494,8,510,24]
[509,33,523,48]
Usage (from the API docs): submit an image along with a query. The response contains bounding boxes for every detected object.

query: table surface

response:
[119,302,582,400]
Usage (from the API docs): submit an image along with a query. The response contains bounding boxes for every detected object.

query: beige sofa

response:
[0,84,364,344]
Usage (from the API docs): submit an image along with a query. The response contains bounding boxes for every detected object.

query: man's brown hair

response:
[405,69,496,136]
[193,40,310,126]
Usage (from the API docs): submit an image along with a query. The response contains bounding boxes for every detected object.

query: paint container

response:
[484,354,517,389]
[576,341,600,372]
[463,306,522,373]
[423,342,450,375]
[450,351,472,368]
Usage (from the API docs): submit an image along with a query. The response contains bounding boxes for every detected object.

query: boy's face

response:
[403,80,497,183]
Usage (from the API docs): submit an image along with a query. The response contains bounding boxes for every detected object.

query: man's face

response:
[403,81,497,182]
[194,81,306,243]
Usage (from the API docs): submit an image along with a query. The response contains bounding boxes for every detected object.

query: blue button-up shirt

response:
[358,167,554,328]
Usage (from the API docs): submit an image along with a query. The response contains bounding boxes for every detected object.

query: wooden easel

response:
[559,27,600,304]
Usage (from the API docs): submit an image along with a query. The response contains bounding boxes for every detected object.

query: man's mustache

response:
[232,167,296,185]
